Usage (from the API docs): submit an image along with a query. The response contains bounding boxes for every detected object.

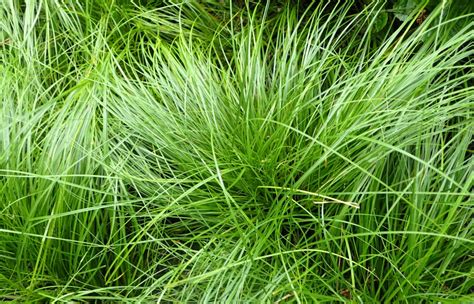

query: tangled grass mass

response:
[0,0,473,302]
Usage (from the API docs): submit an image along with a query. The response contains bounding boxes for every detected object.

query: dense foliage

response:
[1,0,473,302]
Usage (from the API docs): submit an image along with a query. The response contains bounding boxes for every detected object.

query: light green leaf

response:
[393,0,420,21]
[373,11,388,32]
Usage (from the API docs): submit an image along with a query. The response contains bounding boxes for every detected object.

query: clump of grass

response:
[1,0,473,302]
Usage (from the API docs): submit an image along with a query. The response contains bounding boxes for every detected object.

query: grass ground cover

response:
[1,0,473,302]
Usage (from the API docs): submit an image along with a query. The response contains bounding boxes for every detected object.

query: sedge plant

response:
[0,0,473,302]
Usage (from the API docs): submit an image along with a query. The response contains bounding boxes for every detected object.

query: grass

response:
[1,0,473,302]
